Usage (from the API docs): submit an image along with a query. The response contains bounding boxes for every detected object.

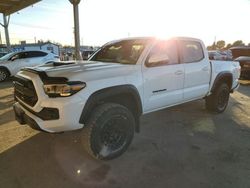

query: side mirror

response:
[148,53,170,65]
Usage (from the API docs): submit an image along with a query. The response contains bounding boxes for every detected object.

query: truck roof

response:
[104,36,203,46]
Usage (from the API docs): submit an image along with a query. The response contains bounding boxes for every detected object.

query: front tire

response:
[0,68,9,82]
[82,103,135,160]
[205,83,230,113]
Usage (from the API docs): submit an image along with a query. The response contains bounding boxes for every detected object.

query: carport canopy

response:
[0,0,82,60]
[0,0,41,51]
[0,0,41,15]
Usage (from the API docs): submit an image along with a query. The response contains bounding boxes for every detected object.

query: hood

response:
[23,60,131,79]
[0,59,7,63]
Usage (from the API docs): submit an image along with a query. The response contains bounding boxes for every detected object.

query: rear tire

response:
[0,68,9,82]
[205,83,230,113]
[82,103,135,160]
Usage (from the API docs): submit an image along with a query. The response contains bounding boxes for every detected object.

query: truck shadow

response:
[0,110,15,126]
[0,82,250,187]
[0,81,15,125]
[238,84,250,97]
[1,98,250,188]
[0,79,14,90]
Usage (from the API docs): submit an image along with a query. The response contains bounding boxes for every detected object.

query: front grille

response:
[13,76,38,107]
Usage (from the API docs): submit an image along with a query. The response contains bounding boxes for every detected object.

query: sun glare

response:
[3,0,250,46]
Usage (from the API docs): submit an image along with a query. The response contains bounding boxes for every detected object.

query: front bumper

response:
[13,99,85,133]
[13,69,86,133]
[13,103,42,131]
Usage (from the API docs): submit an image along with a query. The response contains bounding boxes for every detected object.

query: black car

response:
[230,46,250,79]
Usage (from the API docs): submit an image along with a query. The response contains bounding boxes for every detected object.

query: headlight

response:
[43,81,86,97]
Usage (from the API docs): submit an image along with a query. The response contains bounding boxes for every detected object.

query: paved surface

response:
[0,80,250,188]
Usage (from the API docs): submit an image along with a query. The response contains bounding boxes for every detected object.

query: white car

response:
[13,37,240,160]
[0,50,59,82]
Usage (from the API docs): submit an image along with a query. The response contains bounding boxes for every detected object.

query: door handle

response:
[202,66,209,71]
[175,70,183,75]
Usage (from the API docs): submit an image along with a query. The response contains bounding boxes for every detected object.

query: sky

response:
[0,0,249,47]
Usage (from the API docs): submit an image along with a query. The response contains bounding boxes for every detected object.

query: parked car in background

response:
[82,50,95,60]
[219,50,233,60]
[234,56,250,79]
[208,50,231,60]
[0,50,59,82]
[209,51,224,60]
[230,46,250,79]
[0,52,8,58]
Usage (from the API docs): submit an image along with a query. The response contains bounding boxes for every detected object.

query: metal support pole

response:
[0,31,2,44]
[3,14,11,52]
[69,0,82,60]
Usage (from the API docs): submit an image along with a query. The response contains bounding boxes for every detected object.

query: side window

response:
[27,51,47,58]
[10,53,20,61]
[11,52,27,61]
[20,52,28,59]
[146,40,178,67]
[179,40,204,63]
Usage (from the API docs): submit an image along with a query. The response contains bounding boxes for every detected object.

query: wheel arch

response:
[79,85,142,133]
[0,66,11,76]
[211,72,233,93]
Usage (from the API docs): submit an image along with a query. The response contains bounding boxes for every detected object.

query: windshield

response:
[90,39,150,64]
[0,52,16,61]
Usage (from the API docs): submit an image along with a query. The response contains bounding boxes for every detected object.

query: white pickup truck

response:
[13,37,240,160]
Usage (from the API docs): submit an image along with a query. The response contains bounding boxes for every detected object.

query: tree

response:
[207,42,217,50]
[207,40,248,50]
[225,43,232,49]
[216,40,225,49]
[207,45,214,50]
[232,40,245,47]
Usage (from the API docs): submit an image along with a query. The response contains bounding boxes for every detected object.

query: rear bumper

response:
[230,83,240,93]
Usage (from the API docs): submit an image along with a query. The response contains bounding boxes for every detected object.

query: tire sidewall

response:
[86,104,135,160]
[0,69,8,82]
[214,83,230,113]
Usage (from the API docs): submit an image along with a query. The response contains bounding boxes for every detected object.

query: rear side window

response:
[27,51,48,58]
[179,40,204,63]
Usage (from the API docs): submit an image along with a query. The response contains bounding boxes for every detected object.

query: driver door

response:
[143,40,184,113]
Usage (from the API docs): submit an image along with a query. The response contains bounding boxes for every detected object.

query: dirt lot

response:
[0,80,250,188]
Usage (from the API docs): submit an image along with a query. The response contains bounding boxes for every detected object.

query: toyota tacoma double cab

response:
[13,37,240,160]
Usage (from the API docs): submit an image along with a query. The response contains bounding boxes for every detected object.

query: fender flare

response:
[79,85,142,132]
[211,71,233,92]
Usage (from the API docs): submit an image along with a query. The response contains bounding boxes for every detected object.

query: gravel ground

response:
[0,80,250,188]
